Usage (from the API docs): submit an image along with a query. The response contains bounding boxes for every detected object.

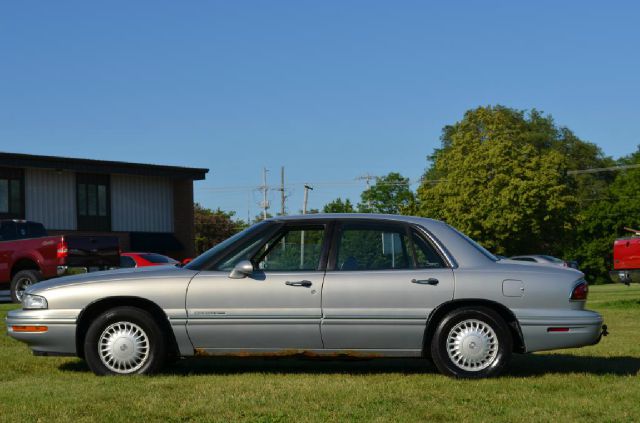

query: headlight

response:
[23,294,48,310]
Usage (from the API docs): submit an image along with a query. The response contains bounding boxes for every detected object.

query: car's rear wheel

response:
[10,270,42,303]
[430,307,512,378]
[84,306,167,376]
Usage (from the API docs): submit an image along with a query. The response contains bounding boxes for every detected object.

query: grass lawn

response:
[1,284,639,422]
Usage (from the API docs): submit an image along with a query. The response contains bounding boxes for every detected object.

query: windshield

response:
[141,253,177,264]
[185,221,271,270]
[540,255,564,263]
[449,225,498,262]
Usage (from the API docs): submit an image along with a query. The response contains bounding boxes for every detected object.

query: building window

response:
[77,173,110,231]
[0,168,24,219]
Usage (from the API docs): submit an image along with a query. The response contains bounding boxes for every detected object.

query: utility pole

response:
[261,167,269,220]
[279,166,286,216]
[247,191,251,224]
[300,184,313,269]
[302,184,313,214]
[356,173,376,209]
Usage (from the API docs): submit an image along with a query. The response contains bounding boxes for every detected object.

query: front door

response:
[321,222,454,354]
[186,224,328,354]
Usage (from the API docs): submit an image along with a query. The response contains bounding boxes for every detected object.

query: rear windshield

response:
[141,254,177,264]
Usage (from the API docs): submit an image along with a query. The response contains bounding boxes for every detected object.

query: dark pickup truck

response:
[0,220,120,302]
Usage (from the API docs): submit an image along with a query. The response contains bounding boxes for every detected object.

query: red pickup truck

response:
[0,220,120,302]
[611,227,640,285]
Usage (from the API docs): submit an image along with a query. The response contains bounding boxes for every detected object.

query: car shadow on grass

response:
[59,354,640,377]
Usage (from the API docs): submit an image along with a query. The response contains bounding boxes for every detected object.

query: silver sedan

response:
[6,214,606,378]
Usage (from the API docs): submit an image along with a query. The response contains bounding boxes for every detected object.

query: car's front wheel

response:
[430,306,512,378]
[84,306,167,376]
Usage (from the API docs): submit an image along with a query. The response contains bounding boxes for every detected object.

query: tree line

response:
[195,105,640,283]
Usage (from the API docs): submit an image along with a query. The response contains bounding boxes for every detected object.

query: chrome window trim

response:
[413,225,459,269]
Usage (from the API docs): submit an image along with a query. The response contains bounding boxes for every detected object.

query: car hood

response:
[27,265,198,294]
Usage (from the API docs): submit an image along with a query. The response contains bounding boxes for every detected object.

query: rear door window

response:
[15,222,28,239]
[0,221,16,241]
[412,230,446,269]
[27,222,47,238]
[336,223,411,271]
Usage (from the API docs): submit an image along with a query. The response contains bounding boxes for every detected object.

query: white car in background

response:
[509,255,576,269]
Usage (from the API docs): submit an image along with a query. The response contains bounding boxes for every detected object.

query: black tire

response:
[10,269,42,303]
[430,306,512,378]
[84,306,167,376]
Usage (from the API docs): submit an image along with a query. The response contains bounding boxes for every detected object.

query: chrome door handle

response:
[411,278,439,286]
[285,280,312,287]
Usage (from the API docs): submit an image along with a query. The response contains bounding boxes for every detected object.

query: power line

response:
[568,164,640,175]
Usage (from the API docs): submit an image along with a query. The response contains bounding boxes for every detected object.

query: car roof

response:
[267,213,442,226]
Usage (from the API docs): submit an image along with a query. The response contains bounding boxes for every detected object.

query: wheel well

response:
[75,297,180,359]
[11,259,40,278]
[423,299,526,356]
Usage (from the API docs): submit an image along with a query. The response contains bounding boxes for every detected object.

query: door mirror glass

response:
[229,260,254,279]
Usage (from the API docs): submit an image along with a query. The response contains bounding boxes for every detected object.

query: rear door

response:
[321,221,454,353]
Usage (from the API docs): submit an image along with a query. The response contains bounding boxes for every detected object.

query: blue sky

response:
[1,1,639,220]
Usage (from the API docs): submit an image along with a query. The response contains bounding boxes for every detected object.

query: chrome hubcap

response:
[446,319,498,371]
[98,322,150,374]
[15,278,33,302]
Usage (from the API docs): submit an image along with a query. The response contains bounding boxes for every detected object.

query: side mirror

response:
[229,260,254,279]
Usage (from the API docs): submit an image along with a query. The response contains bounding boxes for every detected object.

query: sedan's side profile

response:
[6,214,606,378]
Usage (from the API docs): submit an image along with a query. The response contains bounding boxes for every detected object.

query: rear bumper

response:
[518,310,604,353]
[5,309,77,356]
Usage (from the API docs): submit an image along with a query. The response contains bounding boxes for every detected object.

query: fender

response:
[423,298,526,354]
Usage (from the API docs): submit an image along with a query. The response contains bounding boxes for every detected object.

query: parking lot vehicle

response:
[611,227,640,284]
[120,252,178,268]
[0,220,120,303]
[509,255,576,269]
[6,214,606,378]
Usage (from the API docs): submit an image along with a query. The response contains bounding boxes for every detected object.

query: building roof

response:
[0,152,208,180]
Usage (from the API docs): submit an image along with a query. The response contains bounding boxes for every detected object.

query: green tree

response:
[416,105,602,256]
[194,204,247,255]
[359,172,415,214]
[323,197,356,213]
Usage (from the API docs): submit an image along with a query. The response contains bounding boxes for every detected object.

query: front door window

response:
[255,226,325,271]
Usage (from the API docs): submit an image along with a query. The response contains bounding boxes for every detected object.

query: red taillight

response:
[57,240,68,260]
[570,281,588,301]
[547,327,570,332]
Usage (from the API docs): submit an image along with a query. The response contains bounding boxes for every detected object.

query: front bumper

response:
[518,310,605,353]
[6,309,78,356]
